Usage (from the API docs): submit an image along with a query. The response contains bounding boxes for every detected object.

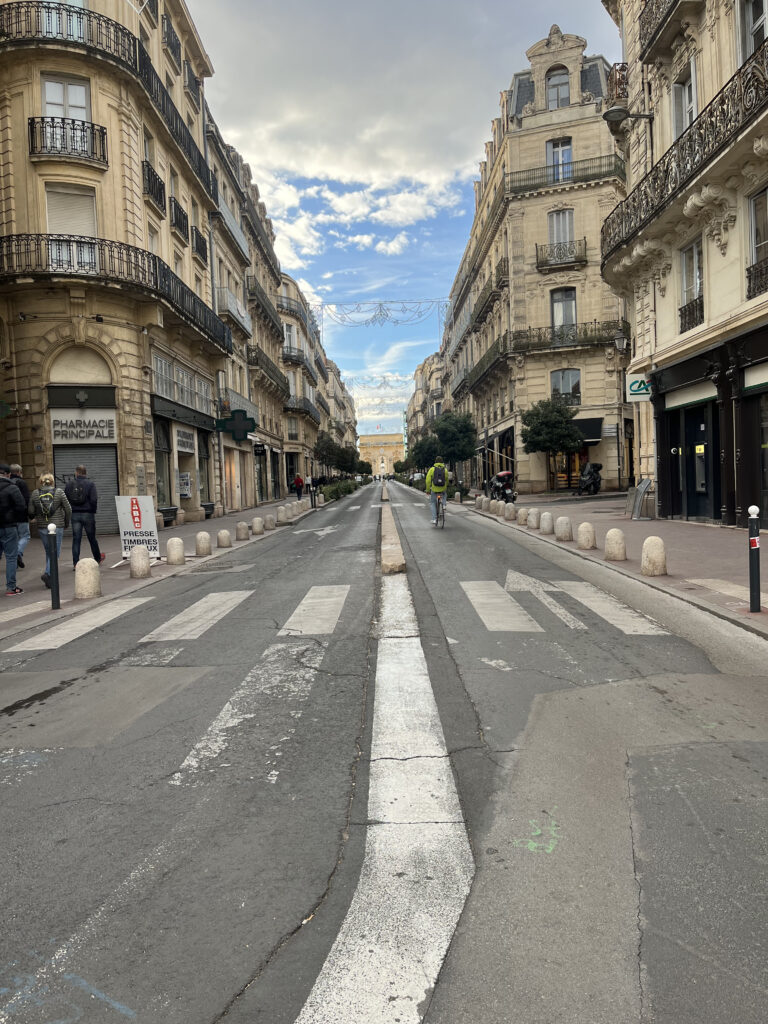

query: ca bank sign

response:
[626,373,652,402]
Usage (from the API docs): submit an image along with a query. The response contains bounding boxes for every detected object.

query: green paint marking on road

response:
[511,806,560,853]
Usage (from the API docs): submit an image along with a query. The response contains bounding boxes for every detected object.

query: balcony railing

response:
[606,62,629,109]
[169,196,189,241]
[314,352,329,382]
[218,387,259,428]
[679,295,704,333]
[161,14,181,70]
[603,35,768,264]
[0,233,231,352]
[247,345,290,396]
[511,319,629,353]
[495,256,509,287]
[316,392,330,415]
[191,225,207,264]
[330,417,345,434]
[28,116,108,165]
[467,333,511,390]
[282,345,318,386]
[242,192,281,280]
[451,366,471,398]
[535,237,588,270]
[213,194,249,262]
[246,274,282,338]
[506,155,625,196]
[216,287,252,337]
[747,256,768,300]
[278,294,317,342]
[142,159,166,214]
[284,394,321,426]
[471,275,499,327]
[183,60,200,108]
[639,0,704,60]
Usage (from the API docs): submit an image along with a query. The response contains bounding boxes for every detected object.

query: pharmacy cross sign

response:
[216,408,256,442]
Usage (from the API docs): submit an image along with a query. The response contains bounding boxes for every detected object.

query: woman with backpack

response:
[29,473,71,588]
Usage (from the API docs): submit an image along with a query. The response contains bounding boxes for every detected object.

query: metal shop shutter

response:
[53,444,119,534]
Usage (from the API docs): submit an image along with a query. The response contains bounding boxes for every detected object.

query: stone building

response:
[359,433,405,476]
[278,274,323,484]
[406,353,444,444]
[601,0,768,526]
[443,25,631,492]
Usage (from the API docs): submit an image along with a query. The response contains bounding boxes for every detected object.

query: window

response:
[176,366,195,407]
[194,274,202,296]
[147,224,159,254]
[551,287,577,334]
[42,76,90,140]
[551,369,581,405]
[546,138,573,183]
[143,127,155,163]
[195,377,211,414]
[673,60,697,139]
[284,322,295,347]
[546,67,570,110]
[153,354,174,399]
[174,251,183,276]
[287,370,297,396]
[287,416,299,441]
[45,184,97,271]
[191,197,199,228]
[752,189,768,265]
[681,239,703,306]
[746,0,767,55]
[548,209,574,244]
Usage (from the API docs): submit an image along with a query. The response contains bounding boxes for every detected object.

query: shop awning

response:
[574,417,603,446]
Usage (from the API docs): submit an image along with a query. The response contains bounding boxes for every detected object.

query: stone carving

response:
[682,184,737,255]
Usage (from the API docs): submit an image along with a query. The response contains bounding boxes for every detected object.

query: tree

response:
[520,397,583,489]
[410,435,439,470]
[393,460,408,474]
[433,411,477,468]
[357,459,372,475]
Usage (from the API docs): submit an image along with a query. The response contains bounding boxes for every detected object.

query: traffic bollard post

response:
[748,504,761,613]
[47,522,60,611]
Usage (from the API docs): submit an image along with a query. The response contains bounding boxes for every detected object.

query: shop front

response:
[151,394,216,523]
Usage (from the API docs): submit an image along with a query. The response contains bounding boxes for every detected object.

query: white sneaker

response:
[431,519,437,525]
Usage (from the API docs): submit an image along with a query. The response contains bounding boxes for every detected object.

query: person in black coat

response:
[9,464,30,568]
[65,464,104,567]
[0,461,26,595]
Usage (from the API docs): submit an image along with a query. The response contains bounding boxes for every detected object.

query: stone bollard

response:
[276,506,287,525]
[641,536,667,576]
[318,493,325,506]
[128,546,151,580]
[481,497,491,511]
[74,557,102,598]
[527,508,541,530]
[517,508,529,526]
[604,527,627,561]
[166,537,186,565]
[235,521,249,541]
[454,491,461,503]
[577,522,597,550]
[217,529,233,548]
[264,514,276,530]
[555,516,573,542]
[504,503,516,521]
[489,499,499,515]
[496,501,506,517]
[251,517,264,536]
[540,511,554,534]
[196,531,212,557]
[475,495,484,509]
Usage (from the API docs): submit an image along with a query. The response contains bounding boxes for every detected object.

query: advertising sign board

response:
[626,374,652,402]
[115,495,160,559]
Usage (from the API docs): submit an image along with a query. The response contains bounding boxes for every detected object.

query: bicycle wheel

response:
[438,494,445,528]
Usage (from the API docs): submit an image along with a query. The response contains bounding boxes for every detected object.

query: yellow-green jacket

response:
[426,462,447,493]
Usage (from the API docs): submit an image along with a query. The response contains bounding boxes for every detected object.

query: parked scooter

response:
[490,471,517,503]
[576,462,602,496]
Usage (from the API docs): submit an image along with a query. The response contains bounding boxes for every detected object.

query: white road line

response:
[504,570,587,630]
[687,577,768,605]
[170,640,325,786]
[347,505,361,510]
[6,598,153,651]
[295,575,473,1024]
[1,599,55,622]
[555,580,668,635]
[139,591,251,642]
[278,585,350,636]
[461,580,544,632]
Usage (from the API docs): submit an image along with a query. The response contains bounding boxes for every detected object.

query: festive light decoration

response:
[321,300,447,328]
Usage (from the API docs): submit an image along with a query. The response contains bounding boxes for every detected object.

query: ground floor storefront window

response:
[154,420,172,507]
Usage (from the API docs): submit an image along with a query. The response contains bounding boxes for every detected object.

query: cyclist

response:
[426,456,448,525]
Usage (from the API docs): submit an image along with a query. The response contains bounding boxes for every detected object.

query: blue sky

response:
[188,0,622,434]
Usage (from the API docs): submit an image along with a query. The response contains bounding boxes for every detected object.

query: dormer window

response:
[547,67,570,110]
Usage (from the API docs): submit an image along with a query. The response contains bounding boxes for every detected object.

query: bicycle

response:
[436,491,446,529]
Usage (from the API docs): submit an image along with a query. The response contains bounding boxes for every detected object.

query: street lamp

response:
[602,104,654,126]
[613,328,629,354]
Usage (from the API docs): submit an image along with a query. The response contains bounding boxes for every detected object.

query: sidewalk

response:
[0,495,313,640]
[464,488,768,640]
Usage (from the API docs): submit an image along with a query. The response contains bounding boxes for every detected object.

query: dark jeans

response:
[296,487,303,500]
[71,512,101,565]
[0,525,19,590]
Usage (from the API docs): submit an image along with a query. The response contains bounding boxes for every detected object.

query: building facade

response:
[601,0,768,526]
[359,433,405,476]
[443,26,631,492]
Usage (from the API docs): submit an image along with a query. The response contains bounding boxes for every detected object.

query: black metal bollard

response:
[47,524,61,611]
[748,504,761,613]
[310,486,316,510]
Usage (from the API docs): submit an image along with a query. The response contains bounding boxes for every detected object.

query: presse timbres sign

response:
[115,496,160,559]
[626,374,652,402]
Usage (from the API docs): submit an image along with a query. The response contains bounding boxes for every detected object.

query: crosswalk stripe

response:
[6,598,153,651]
[554,580,668,635]
[1,599,55,623]
[461,581,544,632]
[139,591,251,642]
[278,585,350,636]
[504,570,587,630]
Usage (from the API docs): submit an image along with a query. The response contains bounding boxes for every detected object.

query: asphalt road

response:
[1,482,766,1023]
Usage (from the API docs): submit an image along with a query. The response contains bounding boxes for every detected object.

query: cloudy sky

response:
[187,0,621,435]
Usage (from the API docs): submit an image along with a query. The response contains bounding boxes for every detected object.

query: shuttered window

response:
[46,185,96,234]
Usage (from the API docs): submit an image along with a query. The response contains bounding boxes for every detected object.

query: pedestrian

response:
[0,461,26,595]
[293,473,304,500]
[65,464,105,568]
[29,472,71,589]
[9,464,31,569]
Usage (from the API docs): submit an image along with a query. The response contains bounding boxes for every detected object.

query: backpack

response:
[433,465,446,488]
[69,480,86,506]
[38,489,56,520]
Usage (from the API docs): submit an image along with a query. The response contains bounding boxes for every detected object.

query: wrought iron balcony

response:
[212,194,249,263]
[679,295,704,333]
[282,345,318,386]
[28,116,108,165]
[495,256,509,287]
[429,388,443,400]
[169,196,189,242]
[330,417,345,435]
[191,225,207,264]
[246,274,282,338]
[639,0,705,61]
[161,13,181,70]
[218,387,259,428]
[747,257,768,300]
[316,392,330,415]
[247,344,290,396]
[183,60,200,108]
[451,366,471,398]
[277,294,317,342]
[606,62,628,109]
[315,352,329,382]
[511,319,629,353]
[603,36,768,265]
[243,192,281,280]
[506,155,625,196]
[216,287,252,336]
[142,159,166,215]
[0,233,231,352]
[467,332,511,391]
[535,237,588,271]
[471,275,500,327]
[284,394,321,426]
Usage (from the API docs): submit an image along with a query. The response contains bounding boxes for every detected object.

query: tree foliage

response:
[520,398,583,457]
[314,430,360,474]
[393,460,408,474]
[433,411,477,467]
[410,435,439,470]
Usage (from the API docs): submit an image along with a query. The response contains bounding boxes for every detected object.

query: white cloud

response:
[334,233,375,250]
[375,232,410,256]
